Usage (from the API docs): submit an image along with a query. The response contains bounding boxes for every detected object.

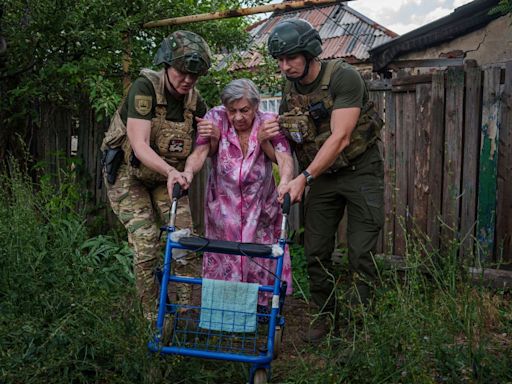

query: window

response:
[259,97,281,114]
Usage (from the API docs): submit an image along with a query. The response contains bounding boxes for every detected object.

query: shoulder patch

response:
[134,95,152,116]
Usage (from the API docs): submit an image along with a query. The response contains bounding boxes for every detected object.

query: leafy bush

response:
[0,160,153,383]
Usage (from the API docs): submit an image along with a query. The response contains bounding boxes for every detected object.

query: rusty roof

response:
[247,2,397,64]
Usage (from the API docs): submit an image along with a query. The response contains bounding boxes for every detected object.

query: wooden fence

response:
[368,61,511,262]
[23,61,511,263]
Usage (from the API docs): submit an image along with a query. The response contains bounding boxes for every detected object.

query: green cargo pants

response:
[105,164,199,316]
[304,144,384,314]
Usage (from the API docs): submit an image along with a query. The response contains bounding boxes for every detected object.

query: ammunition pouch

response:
[308,101,329,123]
[102,147,124,184]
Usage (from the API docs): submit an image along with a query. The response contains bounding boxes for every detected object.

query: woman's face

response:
[166,67,199,95]
[226,98,257,132]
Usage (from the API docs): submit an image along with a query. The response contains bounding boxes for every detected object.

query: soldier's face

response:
[226,98,257,132]
[277,54,306,80]
[167,67,199,95]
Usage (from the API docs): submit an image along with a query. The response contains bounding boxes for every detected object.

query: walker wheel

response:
[273,325,283,359]
[253,369,267,384]
[161,314,174,345]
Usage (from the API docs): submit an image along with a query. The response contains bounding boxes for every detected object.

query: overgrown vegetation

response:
[0,0,274,163]
[276,233,512,383]
[1,161,511,383]
[0,160,154,383]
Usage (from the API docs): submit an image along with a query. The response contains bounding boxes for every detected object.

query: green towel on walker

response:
[199,278,259,332]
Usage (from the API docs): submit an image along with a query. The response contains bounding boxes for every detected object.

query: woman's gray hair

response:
[220,79,260,108]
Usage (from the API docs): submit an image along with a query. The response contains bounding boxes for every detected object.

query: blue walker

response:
[148,184,291,384]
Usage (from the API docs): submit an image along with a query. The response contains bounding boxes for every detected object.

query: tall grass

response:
[0,160,151,383]
[2,158,510,383]
[279,228,512,383]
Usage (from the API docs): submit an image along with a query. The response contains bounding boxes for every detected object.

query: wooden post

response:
[143,0,350,28]
[122,31,132,96]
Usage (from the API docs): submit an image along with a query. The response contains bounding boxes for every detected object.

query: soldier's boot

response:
[302,313,337,344]
[345,283,372,307]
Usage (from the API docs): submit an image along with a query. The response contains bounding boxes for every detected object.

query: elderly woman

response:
[183,79,294,307]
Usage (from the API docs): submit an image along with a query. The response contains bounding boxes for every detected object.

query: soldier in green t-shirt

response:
[101,30,213,318]
[267,18,384,343]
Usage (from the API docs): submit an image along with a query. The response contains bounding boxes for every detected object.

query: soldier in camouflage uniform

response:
[267,19,385,343]
[101,31,212,317]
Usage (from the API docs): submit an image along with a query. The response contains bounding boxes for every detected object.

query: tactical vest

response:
[279,59,383,171]
[101,68,197,183]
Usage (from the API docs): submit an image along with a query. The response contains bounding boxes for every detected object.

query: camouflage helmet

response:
[267,18,322,59]
[154,30,212,76]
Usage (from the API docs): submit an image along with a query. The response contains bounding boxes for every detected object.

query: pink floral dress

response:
[196,106,293,305]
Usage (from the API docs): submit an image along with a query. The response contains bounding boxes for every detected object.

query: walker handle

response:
[282,193,291,215]
[172,183,182,199]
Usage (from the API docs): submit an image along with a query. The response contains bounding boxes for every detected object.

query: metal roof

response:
[246,2,397,64]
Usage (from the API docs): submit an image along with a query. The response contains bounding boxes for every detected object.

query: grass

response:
[276,233,512,383]
[1,159,511,383]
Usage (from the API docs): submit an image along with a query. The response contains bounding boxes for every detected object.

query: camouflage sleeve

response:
[126,77,157,121]
[330,65,366,110]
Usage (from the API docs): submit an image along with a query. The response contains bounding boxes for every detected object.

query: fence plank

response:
[413,83,432,236]
[383,90,396,254]
[370,90,386,252]
[428,71,445,250]
[460,63,482,260]
[477,67,501,261]
[406,91,417,239]
[496,63,512,262]
[394,92,407,255]
[441,67,465,243]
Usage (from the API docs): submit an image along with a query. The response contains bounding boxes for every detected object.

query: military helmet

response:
[267,18,322,58]
[154,30,212,76]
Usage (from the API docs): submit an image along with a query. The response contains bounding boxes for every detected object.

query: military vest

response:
[279,59,383,171]
[101,68,197,183]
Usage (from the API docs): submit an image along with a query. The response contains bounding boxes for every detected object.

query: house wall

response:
[399,14,512,67]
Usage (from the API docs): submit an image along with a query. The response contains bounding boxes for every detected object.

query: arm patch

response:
[134,95,152,116]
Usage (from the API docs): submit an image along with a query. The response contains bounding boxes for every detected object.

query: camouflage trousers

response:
[105,164,201,315]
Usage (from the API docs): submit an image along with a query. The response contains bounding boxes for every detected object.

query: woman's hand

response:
[258,117,280,144]
[196,116,219,141]
[277,181,290,204]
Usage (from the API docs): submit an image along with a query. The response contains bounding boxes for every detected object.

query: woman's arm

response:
[196,116,220,156]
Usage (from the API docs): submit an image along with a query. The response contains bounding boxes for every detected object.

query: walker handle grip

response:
[172,183,182,199]
[282,193,291,215]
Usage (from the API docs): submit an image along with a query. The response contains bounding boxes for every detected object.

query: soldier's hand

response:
[167,169,189,198]
[286,176,307,203]
[196,116,219,141]
[258,117,280,144]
